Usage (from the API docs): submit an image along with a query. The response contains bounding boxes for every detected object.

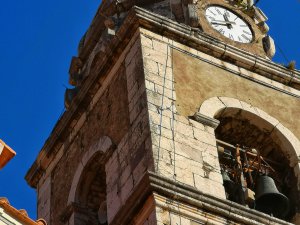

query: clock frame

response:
[205,5,254,44]
[197,0,266,57]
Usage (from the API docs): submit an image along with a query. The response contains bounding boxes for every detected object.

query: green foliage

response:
[286,61,296,70]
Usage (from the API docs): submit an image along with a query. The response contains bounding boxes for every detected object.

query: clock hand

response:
[211,20,236,25]
[223,13,233,29]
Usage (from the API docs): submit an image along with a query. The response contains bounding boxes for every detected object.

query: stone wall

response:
[139,27,299,223]
[140,28,226,200]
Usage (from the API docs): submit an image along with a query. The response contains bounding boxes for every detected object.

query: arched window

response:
[74,153,107,225]
[199,97,300,222]
[65,136,114,225]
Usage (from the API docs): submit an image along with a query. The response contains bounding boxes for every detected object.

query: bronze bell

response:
[222,171,235,190]
[255,175,289,218]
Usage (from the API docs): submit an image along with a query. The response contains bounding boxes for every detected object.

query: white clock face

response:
[205,6,253,43]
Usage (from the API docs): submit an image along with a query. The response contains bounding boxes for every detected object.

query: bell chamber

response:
[217,139,292,220]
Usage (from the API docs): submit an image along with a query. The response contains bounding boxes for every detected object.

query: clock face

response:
[205,6,253,43]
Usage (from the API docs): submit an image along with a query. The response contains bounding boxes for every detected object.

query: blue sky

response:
[0,0,299,220]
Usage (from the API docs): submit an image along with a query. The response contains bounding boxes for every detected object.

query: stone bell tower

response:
[26,0,300,224]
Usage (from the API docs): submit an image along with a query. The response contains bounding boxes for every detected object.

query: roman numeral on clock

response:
[243,30,251,35]
[215,8,222,15]
[208,10,216,16]
[218,28,225,35]
[241,34,250,42]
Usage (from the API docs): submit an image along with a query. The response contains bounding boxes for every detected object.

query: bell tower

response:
[26,0,300,224]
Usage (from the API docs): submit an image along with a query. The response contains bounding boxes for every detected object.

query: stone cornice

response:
[193,112,220,129]
[110,171,292,225]
[26,6,300,188]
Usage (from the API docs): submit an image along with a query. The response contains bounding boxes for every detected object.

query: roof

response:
[0,139,16,169]
[0,198,47,225]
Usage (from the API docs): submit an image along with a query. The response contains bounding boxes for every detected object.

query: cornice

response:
[109,171,292,225]
[26,6,300,188]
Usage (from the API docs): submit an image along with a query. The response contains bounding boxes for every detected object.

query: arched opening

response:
[74,152,107,225]
[214,107,299,221]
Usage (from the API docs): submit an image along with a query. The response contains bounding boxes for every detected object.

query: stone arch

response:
[67,136,114,225]
[199,96,300,221]
[199,96,300,167]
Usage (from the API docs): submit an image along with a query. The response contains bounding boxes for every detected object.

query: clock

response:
[205,5,253,43]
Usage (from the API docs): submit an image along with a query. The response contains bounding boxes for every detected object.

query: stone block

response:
[174,115,189,125]
[143,47,171,67]
[219,96,243,110]
[156,207,170,224]
[128,81,139,102]
[145,80,156,92]
[141,29,163,41]
[120,175,134,204]
[175,167,194,187]
[141,35,153,49]
[174,141,202,163]
[107,185,122,223]
[175,132,208,152]
[148,110,172,130]
[199,97,226,119]
[175,155,195,186]
[170,212,181,224]
[180,217,191,225]
[151,123,174,140]
[144,58,159,75]
[202,150,220,170]
[189,118,205,131]
[152,40,169,55]
[148,209,158,225]
[271,123,300,167]
[193,174,226,199]
[146,90,163,107]
[157,159,174,180]
[120,164,131,187]
[157,63,173,80]
[154,83,175,100]
[155,147,173,164]
[159,136,174,152]
[254,107,279,131]
[174,120,194,138]
[125,39,142,66]
[132,157,147,185]
[193,128,217,147]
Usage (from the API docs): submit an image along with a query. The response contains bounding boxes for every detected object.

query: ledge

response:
[110,171,293,225]
[193,112,220,129]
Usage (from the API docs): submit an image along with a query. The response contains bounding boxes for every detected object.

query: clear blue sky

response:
[0,0,299,220]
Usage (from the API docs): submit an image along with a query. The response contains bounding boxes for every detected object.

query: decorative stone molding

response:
[193,112,220,129]
[109,171,292,225]
[199,96,300,166]
[263,35,276,59]
[187,4,199,27]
